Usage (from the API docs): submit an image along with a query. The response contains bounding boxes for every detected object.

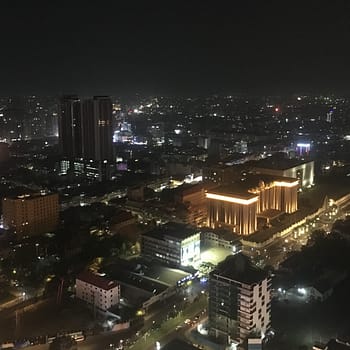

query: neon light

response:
[206,192,258,205]
[274,180,299,187]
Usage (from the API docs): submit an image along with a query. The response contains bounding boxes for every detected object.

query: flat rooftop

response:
[104,258,192,292]
[247,155,313,171]
[4,192,56,200]
[142,222,199,241]
[211,254,267,284]
[207,174,298,199]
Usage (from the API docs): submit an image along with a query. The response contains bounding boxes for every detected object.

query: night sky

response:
[1,2,350,96]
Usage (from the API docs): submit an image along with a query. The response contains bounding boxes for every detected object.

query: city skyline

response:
[1,3,350,350]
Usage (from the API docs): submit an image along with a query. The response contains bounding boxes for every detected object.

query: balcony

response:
[239,317,254,327]
[239,288,253,297]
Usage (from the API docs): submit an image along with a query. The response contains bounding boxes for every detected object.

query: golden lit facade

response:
[250,179,298,214]
[2,193,59,237]
[206,177,298,235]
[206,193,258,235]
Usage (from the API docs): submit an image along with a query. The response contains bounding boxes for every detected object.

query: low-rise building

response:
[76,270,120,311]
[141,222,200,267]
[201,228,242,253]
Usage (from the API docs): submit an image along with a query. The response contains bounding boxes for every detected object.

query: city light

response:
[274,180,299,188]
[206,192,259,205]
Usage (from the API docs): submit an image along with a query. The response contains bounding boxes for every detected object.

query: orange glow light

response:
[206,192,259,205]
[274,180,299,188]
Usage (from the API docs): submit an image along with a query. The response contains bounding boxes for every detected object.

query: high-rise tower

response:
[82,96,113,162]
[59,95,114,181]
[59,95,82,159]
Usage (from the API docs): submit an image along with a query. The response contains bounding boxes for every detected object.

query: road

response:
[27,295,207,350]
[246,198,350,268]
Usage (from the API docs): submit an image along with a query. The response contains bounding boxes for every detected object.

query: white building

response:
[76,270,120,311]
[141,223,201,267]
[209,254,271,343]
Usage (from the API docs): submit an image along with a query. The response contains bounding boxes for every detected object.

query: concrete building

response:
[201,228,242,253]
[209,254,271,344]
[59,95,114,181]
[141,222,201,267]
[0,142,10,163]
[247,155,314,188]
[206,175,298,235]
[2,192,59,237]
[59,95,82,159]
[174,183,213,227]
[76,270,120,311]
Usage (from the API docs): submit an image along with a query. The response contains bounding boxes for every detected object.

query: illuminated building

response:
[206,175,298,235]
[76,270,120,311]
[296,142,311,157]
[141,222,201,267]
[2,192,59,238]
[247,156,314,188]
[209,254,271,343]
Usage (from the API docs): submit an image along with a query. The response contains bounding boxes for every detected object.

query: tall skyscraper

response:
[59,95,82,159]
[82,96,113,162]
[209,254,271,344]
[59,95,114,180]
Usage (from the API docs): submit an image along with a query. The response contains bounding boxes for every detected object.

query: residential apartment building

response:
[2,192,59,237]
[209,254,271,344]
[76,270,120,311]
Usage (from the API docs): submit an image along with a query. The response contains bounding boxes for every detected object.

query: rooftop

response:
[246,154,313,171]
[4,192,57,201]
[207,174,298,199]
[142,222,200,241]
[77,270,118,290]
[211,254,267,284]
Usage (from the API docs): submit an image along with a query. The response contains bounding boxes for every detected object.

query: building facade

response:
[2,192,59,237]
[59,95,82,159]
[141,223,201,267]
[59,95,114,181]
[249,158,314,188]
[206,175,298,235]
[76,270,120,311]
[209,254,271,344]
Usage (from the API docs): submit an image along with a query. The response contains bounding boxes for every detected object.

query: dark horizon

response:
[1,2,350,96]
